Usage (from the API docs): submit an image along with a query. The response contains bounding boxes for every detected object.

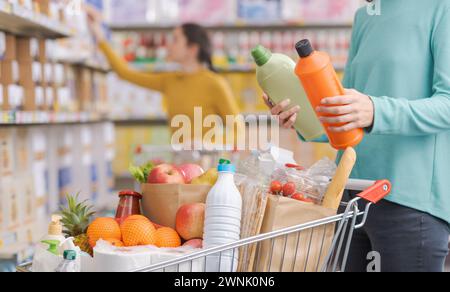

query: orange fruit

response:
[121,215,164,230]
[155,227,182,248]
[87,218,122,248]
[121,216,157,247]
[105,238,124,247]
[123,215,149,222]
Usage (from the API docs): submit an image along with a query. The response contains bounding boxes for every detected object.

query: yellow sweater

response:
[99,42,243,144]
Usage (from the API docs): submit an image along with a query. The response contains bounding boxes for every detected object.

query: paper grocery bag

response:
[255,196,336,272]
[141,184,211,229]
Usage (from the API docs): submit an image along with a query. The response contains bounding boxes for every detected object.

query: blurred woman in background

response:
[87,10,242,146]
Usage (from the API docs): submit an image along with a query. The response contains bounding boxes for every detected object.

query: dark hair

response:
[181,23,215,72]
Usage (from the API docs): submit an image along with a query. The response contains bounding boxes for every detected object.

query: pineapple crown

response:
[60,193,96,237]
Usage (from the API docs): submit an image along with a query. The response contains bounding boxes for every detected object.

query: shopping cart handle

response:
[357,180,392,204]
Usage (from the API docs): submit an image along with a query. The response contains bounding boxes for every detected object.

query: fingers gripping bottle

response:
[294,39,364,150]
[203,159,242,272]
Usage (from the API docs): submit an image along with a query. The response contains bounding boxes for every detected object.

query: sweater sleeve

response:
[212,77,244,146]
[99,41,167,93]
[369,8,450,136]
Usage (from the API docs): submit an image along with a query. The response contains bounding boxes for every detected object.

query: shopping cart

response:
[16,179,390,273]
[130,179,391,273]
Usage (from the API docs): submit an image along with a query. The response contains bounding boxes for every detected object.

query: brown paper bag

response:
[255,195,336,272]
[141,184,211,229]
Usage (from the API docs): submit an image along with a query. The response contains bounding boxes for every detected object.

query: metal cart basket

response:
[17,180,390,273]
[130,179,391,273]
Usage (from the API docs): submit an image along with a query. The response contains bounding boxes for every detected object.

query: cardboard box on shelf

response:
[29,127,49,239]
[72,125,94,202]
[14,175,36,227]
[0,128,15,177]
[0,176,22,233]
[1,84,24,111]
[94,122,116,209]
[3,34,16,61]
[0,60,19,85]
[16,37,33,63]
[38,39,47,62]
[38,0,50,16]
[56,126,74,206]
[76,67,93,112]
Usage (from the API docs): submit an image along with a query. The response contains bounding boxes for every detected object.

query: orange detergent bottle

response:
[294,39,364,150]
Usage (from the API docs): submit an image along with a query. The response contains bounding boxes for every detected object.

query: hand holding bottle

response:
[262,94,301,129]
[316,89,375,133]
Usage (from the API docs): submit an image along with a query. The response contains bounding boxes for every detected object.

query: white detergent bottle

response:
[203,159,242,272]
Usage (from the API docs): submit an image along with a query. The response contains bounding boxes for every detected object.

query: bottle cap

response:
[119,190,142,199]
[63,250,77,260]
[217,159,236,173]
[48,214,63,236]
[251,45,273,67]
[296,39,314,58]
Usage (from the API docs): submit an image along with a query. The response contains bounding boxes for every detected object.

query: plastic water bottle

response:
[203,160,242,272]
[55,250,80,272]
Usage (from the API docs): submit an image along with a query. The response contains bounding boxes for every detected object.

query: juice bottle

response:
[252,45,325,140]
[294,39,364,150]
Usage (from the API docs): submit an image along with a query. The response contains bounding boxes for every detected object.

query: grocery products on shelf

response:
[0,122,115,263]
[111,28,352,72]
[107,0,360,27]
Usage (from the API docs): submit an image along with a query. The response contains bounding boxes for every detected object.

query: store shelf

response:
[56,59,111,73]
[0,243,32,260]
[0,1,72,39]
[0,111,106,126]
[109,22,353,32]
[112,118,168,126]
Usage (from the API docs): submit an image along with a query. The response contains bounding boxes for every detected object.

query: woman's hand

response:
[316,89,374,133]
[85,5,106,42]
[263,94,300,129]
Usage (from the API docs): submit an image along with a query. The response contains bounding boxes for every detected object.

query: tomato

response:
[292,193,315,204]
[270,181,283,194]
[282,182,297,197]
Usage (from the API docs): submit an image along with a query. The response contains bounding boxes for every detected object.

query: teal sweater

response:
[302,0,450,223]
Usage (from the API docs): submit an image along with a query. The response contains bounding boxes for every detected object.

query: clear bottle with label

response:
[55,250,80,272]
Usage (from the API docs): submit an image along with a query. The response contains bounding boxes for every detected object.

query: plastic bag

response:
[271,158,337,204]
[93,240,203,272]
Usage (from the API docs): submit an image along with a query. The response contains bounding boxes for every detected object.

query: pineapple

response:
[60,194,96,255]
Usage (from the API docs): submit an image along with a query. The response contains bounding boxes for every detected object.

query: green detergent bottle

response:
[252,45,325,140]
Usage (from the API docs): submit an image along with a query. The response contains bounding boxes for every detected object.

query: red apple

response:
[179,164,204,183]
[148,164,186,184]
[176,203,205,241]
[183,239,203,249]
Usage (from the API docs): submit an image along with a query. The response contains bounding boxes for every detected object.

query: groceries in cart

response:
[26,146,391,272]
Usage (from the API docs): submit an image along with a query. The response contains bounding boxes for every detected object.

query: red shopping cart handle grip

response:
[357,180,392,204]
